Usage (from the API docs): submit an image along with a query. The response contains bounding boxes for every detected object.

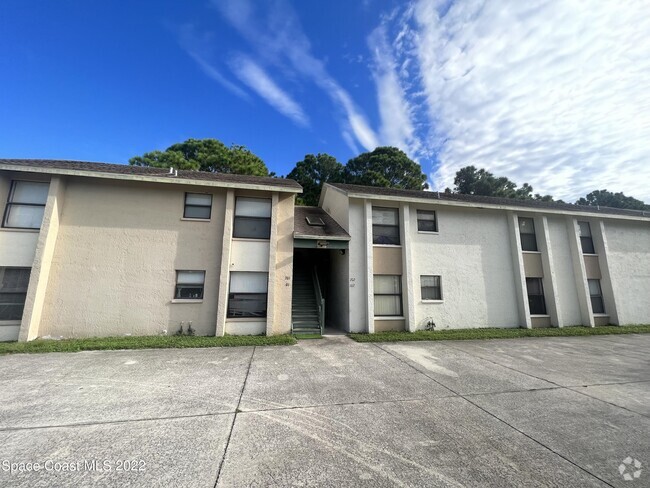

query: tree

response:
[449,165,554,201]
[287,153,344,206]
[343,147,428,190]
[575,189,649,210]
[129,138,268,176]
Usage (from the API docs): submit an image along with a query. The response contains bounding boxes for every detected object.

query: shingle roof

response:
[328,183,650,219]
[294,206,350,240]
[0,159,302,191]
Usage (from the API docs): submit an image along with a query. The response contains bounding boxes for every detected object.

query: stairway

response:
[292,265,322,334]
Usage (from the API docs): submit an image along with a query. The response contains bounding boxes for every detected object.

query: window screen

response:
[233,197,272,239]
[3,181,49,229]
[372,207,400,245]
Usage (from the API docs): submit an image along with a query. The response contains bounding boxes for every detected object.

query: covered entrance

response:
[292,207,350,334]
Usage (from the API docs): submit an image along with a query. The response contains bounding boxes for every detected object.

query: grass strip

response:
[349,325,650,343]
[0,334,296,355]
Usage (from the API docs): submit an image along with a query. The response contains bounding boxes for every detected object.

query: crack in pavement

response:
[373,343,616,488]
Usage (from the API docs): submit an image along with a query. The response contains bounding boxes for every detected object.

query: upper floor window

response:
[184,193,212,219]
[0,267,31,320]
[417,210,438,232]
[233,197,271,239]
[3,181,49,229]
[518,217,538,252]
[578,221,595,254]
[174,270,205,300]
[372,207,400,245]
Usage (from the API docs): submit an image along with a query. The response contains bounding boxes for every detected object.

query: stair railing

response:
[312,266,325,334]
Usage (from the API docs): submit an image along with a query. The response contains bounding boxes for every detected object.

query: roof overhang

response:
[0,163,302,194]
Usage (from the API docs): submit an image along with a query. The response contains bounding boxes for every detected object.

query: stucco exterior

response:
[1,161,299,341]
[320,183,650,333]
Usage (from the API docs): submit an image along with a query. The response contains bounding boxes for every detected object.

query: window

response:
[174,270,205,300]
[417,210,438,232]
[372,207,400,245]
[421,275,442,300]
[526,278,546,315]
[588,279,605,314]
[233,197,272,239]
[0,267,31,321]
[3,181,49,229]
[184,193,212,219]
[518,217,538,251]
[578,221,595,254]
[374,275,402,316]
[227,272,268,318]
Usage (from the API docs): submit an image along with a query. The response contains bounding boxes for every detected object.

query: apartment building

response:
[1,159,648,341]
[319,183,650,333]
[0,159,300,341]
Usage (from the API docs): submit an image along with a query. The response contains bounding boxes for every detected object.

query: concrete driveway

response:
[0,334,648,487]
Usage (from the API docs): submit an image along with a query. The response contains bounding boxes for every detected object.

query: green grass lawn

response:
[0,334,296,355]
[349,325,650,343]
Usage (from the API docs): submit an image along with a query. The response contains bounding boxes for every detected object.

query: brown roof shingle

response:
[0,159,302,191]
[329,183,650,219]
[294,206,350,240]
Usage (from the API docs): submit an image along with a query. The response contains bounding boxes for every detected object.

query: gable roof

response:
[327,183,650,220]
[0,159,302,192]
[294,206,350,240]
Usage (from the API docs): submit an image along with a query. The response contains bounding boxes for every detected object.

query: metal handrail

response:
[312,266,325,334]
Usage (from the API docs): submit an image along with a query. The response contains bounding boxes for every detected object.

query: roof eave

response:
[0,163,303,194]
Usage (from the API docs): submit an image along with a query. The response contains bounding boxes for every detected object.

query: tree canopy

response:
[448,165,554,201]
[576,189,649,210]
[344,146,429,190]
[129,138,268,176]
[287,153,344,206]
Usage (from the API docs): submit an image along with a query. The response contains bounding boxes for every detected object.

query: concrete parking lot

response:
[0,333,648,487]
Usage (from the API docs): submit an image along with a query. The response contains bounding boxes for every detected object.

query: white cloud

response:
[406,0,650,201]
[230,55,309,127]
[368,24,420,156]
[214,0,379,152]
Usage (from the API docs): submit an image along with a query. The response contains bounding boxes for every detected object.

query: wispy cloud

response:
[405,0,650,201]
[213,0,379,152]
[230,55,309,127]
[367,23,420,157]
[177,24,249,100]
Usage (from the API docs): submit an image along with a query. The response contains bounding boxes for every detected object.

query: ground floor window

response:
[175,270,205,299]
[228,272,268,318]
[588,279,605,314]
[526,277,546,315]
[0,267,31,320]
[421,275,442,300]
[374,275,402,316]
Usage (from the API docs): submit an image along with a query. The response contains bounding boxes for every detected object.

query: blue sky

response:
[2,0,649,201]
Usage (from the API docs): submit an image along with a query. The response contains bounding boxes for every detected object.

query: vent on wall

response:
[305,216,325,226]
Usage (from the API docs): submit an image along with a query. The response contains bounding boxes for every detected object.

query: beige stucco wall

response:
[269,192,295,335]
[373,246,403,275]
[374,319,405,332]
[583,254,601,279]
[522,252,544,278]
[38,177,226,338]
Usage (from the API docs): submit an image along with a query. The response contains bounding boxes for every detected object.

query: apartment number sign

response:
[349,277,355,288]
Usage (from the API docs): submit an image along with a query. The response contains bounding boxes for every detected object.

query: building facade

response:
[1,160,648,341]
[0,160,300,341]
[319,183,650,333]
